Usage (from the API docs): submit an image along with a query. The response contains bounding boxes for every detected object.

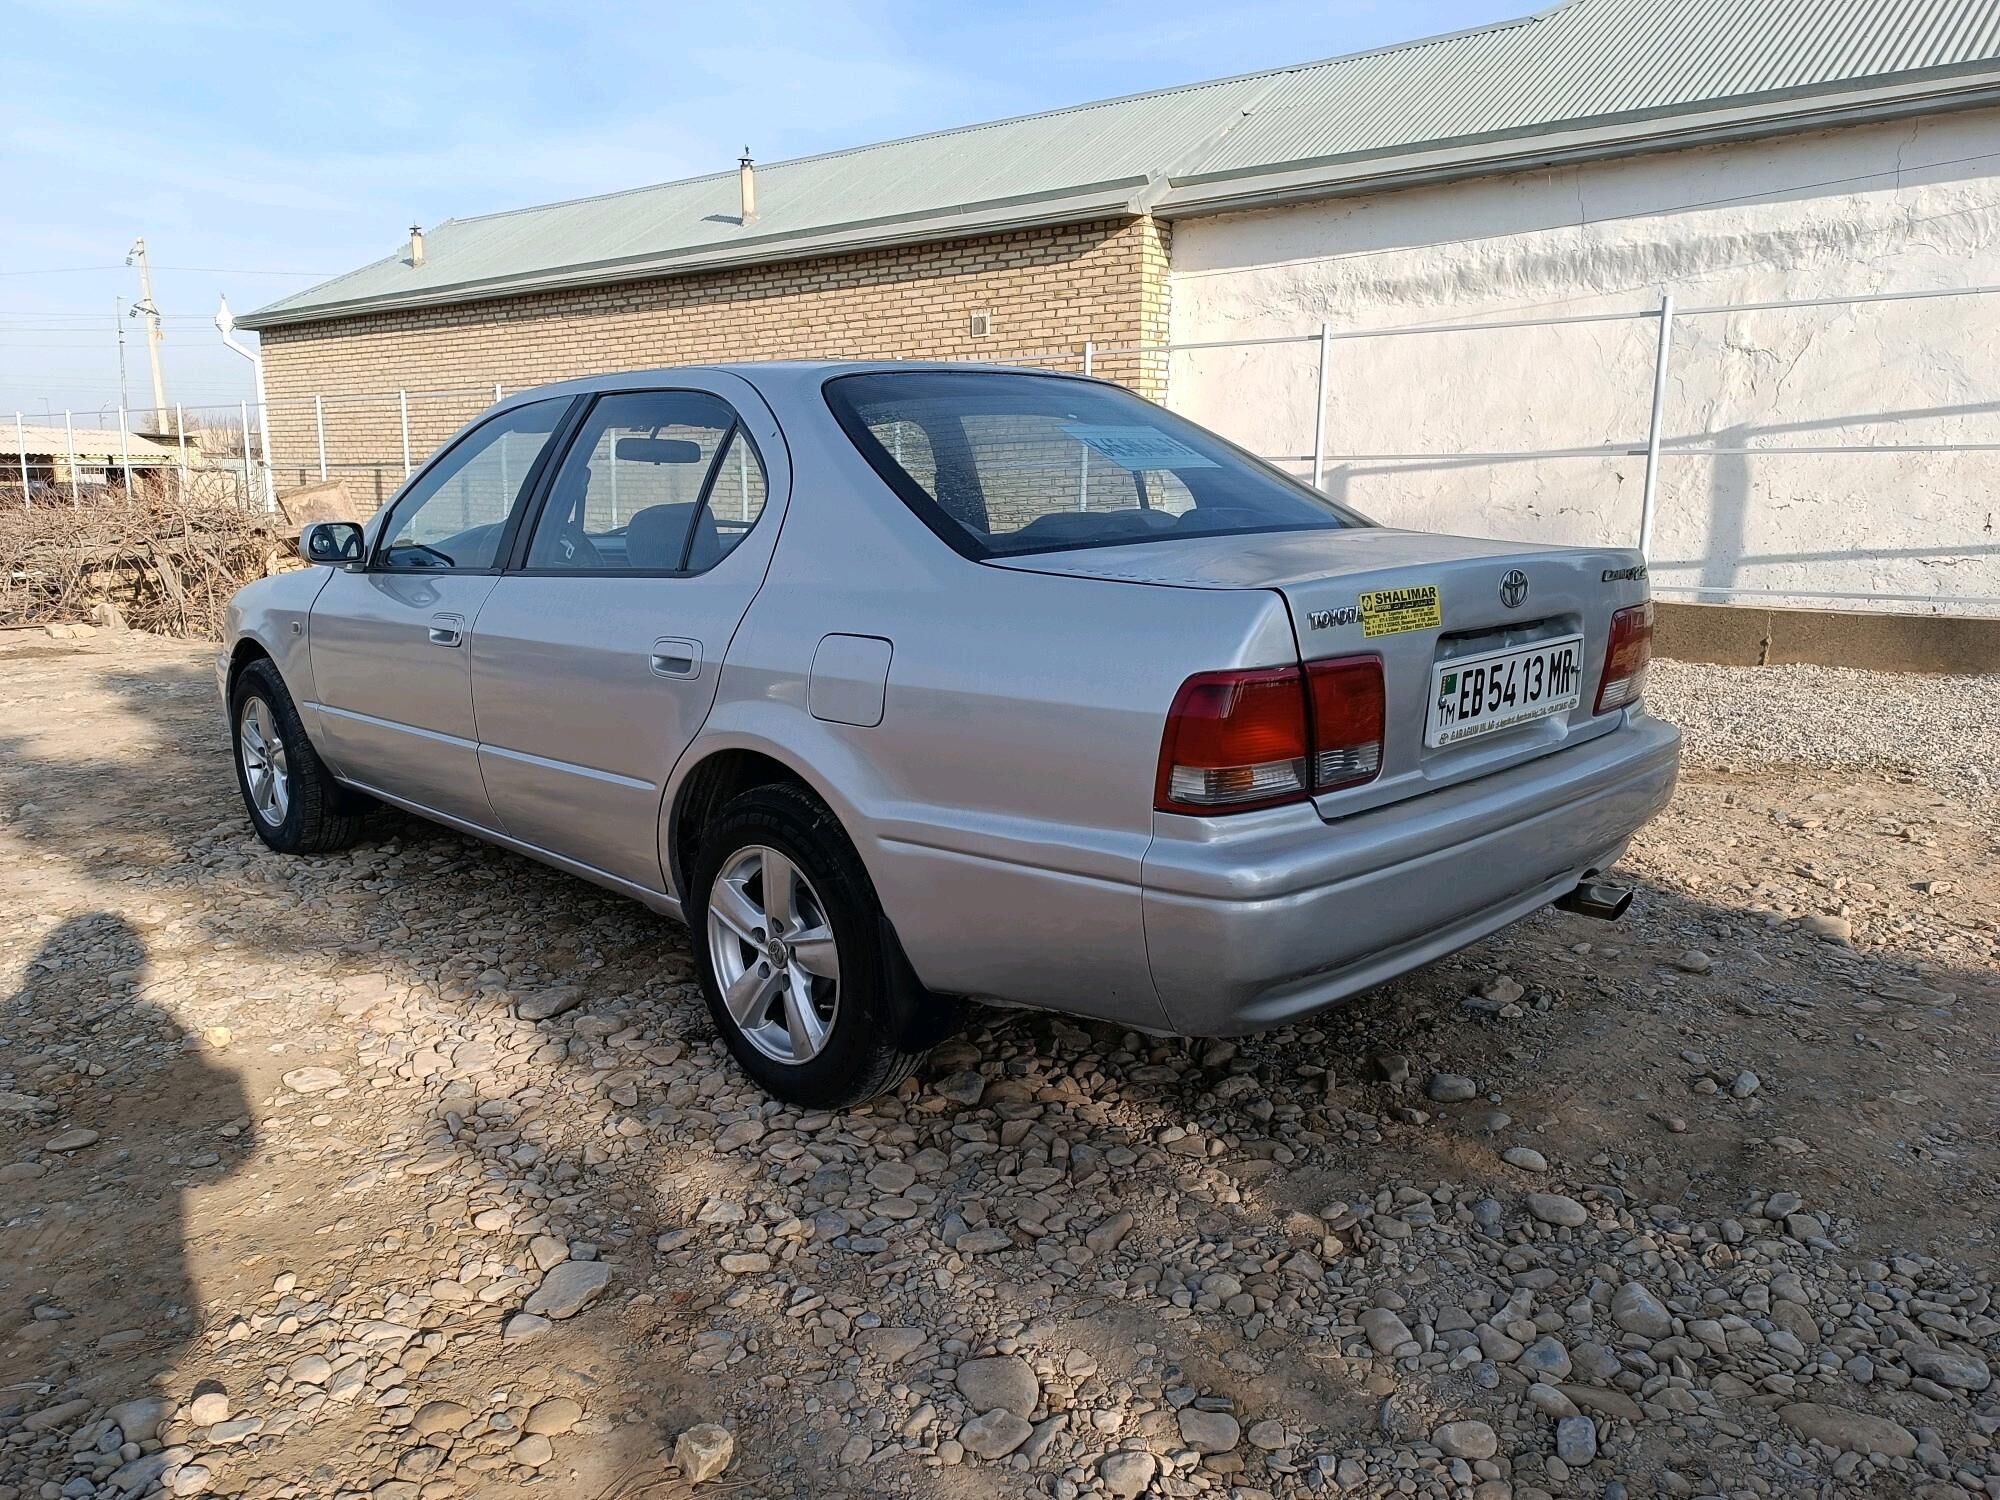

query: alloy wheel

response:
[705,844,841,1064]
[238,696,290,828]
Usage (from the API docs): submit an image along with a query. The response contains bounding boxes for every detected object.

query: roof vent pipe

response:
[738,149,758,226]
[409,225,425,268]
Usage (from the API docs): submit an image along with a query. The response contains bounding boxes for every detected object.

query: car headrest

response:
[626,503,722,571]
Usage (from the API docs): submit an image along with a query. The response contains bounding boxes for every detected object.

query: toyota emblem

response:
[1499,569,1530,609]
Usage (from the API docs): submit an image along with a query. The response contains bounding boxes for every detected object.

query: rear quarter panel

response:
[680,372,1298,1028]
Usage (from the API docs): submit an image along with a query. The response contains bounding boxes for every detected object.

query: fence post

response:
[174,403,188,501]
[399,389,412,477]
[64,410,78,506]
[314,394,328,482]
[118,407,133,500]
[1638,292,1675,560]
[1077,342,1097,511]
[240,401,255,509]
[16,413,28,509]
[1311,322,1333,490]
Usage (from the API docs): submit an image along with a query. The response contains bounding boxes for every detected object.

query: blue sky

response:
[0,0,1526,419]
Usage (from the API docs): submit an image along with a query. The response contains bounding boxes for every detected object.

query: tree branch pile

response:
[0,478,294,639]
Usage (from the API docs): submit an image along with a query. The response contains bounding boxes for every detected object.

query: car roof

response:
[489,359,1091,411]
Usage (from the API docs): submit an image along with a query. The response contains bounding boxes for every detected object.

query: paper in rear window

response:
[1060,425,1219,471]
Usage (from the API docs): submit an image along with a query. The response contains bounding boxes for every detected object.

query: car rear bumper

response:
[1140,711,1681,1035]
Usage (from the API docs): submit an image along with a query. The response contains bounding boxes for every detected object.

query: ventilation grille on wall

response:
[968,311,992,338]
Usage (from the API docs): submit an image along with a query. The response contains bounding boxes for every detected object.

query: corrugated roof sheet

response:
[244,0,2000,329]
[1190,0,2000,178]
[14,426,175,461]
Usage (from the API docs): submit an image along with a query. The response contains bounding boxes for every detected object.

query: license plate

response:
[1427,635,1583,747]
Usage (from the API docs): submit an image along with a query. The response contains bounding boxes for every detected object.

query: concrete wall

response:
[259,217,1170,518]
[1166,107,2000,617]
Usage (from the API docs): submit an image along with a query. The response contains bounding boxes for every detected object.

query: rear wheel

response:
[231,658,368,854]
[690,783,959,1107]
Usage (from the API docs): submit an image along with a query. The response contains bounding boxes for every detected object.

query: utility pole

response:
[126,238,168,432]
[115,297,130,415]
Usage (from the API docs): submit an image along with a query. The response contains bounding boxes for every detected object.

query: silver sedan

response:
[221,362,1680,1105]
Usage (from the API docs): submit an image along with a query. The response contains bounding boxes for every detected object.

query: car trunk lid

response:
[990,527,1654,817]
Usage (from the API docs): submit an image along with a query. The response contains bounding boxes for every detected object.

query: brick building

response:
[241,0,2000,639]
[248,216,1169,510]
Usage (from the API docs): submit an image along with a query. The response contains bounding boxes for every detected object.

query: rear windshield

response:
[824,370,1363,558]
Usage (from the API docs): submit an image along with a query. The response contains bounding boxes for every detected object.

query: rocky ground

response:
[0,631,1993,1500]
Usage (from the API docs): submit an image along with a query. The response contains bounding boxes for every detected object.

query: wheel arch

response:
[665,744,816,901]
[661,721,962,1003]
[226,635,274,700]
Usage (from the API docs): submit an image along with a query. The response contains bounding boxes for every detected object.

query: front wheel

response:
[230,658,368,854]
[689,783,958,1107]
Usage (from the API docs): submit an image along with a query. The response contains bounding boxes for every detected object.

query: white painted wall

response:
[1166,107,2000,615]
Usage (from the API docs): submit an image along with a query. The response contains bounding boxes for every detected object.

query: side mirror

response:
[300,520,365,568]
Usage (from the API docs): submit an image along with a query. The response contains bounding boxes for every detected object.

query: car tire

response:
[689,782,961,1108]
[231,657,369,854]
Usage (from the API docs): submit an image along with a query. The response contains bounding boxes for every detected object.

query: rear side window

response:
[825,370,1361,558]
[705,427,769,556]
[524,390,766,573]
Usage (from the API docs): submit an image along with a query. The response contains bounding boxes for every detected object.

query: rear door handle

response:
[650,637,702,678]
[429,613,465,647]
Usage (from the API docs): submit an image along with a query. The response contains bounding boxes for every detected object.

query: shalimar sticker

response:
[1358,584,1442,638]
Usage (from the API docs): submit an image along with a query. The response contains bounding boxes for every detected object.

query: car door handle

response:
[429,613,465,648]
[650,637,702,678]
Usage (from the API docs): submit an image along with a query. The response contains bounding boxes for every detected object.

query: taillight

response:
[1155,668,1310,813]
[1596,602,1654,713]
[1156,656,1385,814]
[1305,656,1386,790]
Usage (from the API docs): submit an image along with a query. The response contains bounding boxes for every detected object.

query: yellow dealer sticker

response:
[1359,584,1442,637]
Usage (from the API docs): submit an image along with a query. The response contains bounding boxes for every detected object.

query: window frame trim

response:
[366,396,584,576]
[502,387,768,579]
[821,369,1372,563]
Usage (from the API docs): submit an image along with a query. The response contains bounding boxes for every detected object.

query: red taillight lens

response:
[1596,602,1654,713]
[1305,655,1386,790]
[1155,667,1310,813]
[1156,656,1386,814]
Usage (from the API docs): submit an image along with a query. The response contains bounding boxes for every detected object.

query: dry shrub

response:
[0,472,293,639]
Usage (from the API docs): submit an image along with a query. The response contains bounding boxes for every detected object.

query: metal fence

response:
[5,400,274,512]
[1092,283,2000,615]
[12,282,1998,614]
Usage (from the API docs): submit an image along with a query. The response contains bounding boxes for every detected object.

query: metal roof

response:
[243,0,2000,330]
[13,425,175,462]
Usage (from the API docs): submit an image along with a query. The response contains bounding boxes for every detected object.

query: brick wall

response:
[258,216,1172,515]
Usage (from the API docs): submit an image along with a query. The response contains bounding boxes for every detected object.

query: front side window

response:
[377,398,571,571]
[825,371,1362,558]
[524,391,766,573]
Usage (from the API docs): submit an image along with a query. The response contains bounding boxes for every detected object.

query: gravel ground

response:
[0,635,1995,1500]
[1648,660,1999,802]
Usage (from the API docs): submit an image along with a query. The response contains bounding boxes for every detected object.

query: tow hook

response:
[1554,880,1633,921]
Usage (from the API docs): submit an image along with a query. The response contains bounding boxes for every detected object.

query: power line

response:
[0,340,240,347]
[0,311,217,321]
[0,265,126,277]
[0,263,331,277]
